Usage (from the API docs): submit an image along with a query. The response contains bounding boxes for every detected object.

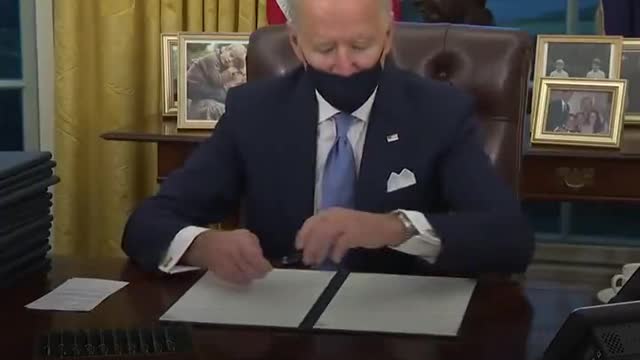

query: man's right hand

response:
[183,229,273,285]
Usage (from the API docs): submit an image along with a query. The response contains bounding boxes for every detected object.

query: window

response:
[0,0,39,151]
[489,0,601,35]
[0,89,23,150]
[0,0,21,78]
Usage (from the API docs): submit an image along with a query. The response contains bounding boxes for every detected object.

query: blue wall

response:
[401,0,600,35]
[489,0,599,34]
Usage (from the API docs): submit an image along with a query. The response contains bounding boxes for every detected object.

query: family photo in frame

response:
[161,33,179,116]
[531,78,627,148]
[622,39,640,124]
[160,32,638,138]
[531,35,624,116]
[177,32,250,130]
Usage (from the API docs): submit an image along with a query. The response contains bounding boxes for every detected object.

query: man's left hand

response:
[295,208,408,266]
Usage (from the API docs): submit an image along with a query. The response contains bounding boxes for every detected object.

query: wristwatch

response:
[391,210,419,239]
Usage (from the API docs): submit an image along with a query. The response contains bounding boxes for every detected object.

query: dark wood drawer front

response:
[521,156,640,201]
[157,142,198,182]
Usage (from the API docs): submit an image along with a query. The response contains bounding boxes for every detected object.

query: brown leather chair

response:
[415,0,496,26]
[246,22,532,193]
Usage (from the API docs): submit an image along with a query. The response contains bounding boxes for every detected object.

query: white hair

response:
[288,0,392,26]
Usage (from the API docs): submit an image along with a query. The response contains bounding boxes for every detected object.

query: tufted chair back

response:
[246,22,532,191]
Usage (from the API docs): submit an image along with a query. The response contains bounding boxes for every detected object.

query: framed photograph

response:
[177,32,250,130]
[622,39,640,124]
[532,35,624,114]
[161,33,179,116]
[531,77,627,148]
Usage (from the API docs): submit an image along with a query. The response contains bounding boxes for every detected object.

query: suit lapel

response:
[275,65,413,218]
[356,64,412,212]
[278,70,318,228]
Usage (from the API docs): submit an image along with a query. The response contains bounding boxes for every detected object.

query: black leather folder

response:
[0,243,50,279]
[0,151,52,181]
[0,167,55,197]
[0,208,52,236]
[0,215,53,249]
[0,176,59,208]
[0,160,55,190]
[0,254,51,289]
[0,192,52,218]
[0,230,50,262]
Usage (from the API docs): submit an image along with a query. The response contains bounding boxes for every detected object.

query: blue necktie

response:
[320,112,356,210]
[316,112,356,270]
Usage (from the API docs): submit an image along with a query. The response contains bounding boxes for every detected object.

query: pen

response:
[84,329,94,356]
[112,329,122,355]
[150,327,161,353]
[98,329,107,355]
[271,251,304,268]
[138,328,149,354]
[43,333,51,357]
[126,328,135,354]
[71,330,80,357]
[56,331,64,358]
[164,327,176,352]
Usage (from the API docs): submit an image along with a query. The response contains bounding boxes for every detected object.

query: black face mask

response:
[305,54,384,114]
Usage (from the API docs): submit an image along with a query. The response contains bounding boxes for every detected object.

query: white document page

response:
[314,273,477,336]
[160,269,335,328]
[25,278,129,312]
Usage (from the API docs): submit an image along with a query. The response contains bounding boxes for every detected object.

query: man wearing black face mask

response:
[122,0,534,284]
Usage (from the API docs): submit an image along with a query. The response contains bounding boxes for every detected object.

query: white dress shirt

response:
[549,69,569,77]
[158,90,442,273]
[586,69,606,79]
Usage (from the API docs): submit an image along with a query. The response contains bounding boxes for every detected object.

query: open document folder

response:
[160,269,477,336]
[314,273,477,336]
[160,269,336,328]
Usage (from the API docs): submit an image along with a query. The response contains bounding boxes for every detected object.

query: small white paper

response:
[25,278,129,312]
[160,269,335,328]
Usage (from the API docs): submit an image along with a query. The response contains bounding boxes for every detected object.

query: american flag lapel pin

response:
[386,133,399,143]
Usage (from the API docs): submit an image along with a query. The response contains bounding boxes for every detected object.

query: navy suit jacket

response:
[122,64,534,276]
[548,99,570,131]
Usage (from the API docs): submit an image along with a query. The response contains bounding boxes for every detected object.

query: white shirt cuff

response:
[389,210,442,264]
[158,226,209,274]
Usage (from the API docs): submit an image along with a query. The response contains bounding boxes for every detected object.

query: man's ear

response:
[381,23,394,63]
[288,27,306,66]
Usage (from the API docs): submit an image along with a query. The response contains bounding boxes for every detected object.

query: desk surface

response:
[102,124,640,158]
[2,257,604,360]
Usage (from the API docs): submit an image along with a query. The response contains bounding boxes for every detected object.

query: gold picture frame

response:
[531,77,627,148]
[161,33,179,116]
[177,32,250,131]
[531,35,624,119]
[622,38,640,125]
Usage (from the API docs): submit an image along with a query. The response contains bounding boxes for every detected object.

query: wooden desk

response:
[521,127,640,202]
[102,126,640,202]
[101,131,205,183]
[3,256,604,360]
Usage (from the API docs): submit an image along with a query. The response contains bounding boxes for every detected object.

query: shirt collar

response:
[316,87,378,123]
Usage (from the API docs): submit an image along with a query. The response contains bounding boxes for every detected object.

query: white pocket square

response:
[386,168,416,193]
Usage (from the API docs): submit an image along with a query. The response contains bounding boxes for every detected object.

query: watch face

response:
[396,212,417,236]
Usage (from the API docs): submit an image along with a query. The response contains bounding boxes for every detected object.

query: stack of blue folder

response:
[0,151,59,288]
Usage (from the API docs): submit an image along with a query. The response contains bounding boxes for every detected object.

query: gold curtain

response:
[53,0,267,257]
